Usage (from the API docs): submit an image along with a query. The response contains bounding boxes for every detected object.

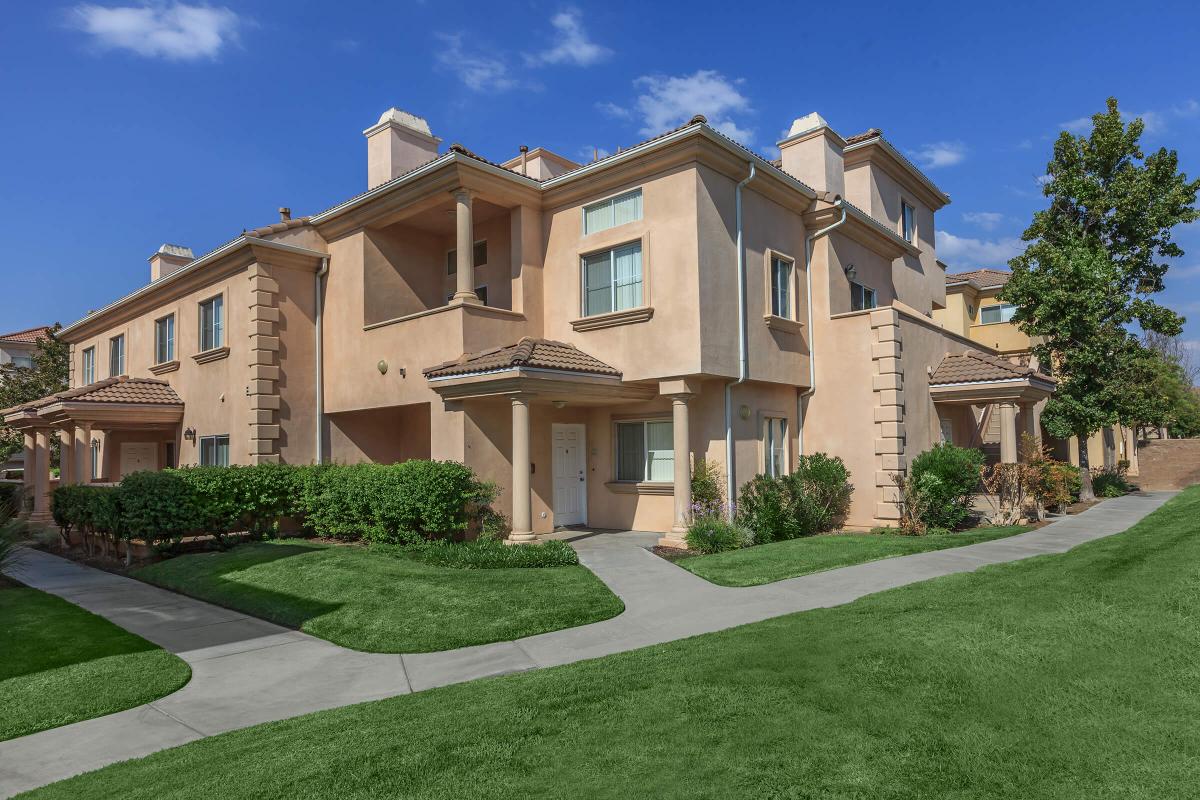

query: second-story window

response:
[108,334,125,377]
[583,189,642,235]
[200,296,224,352]
[583,242,642,317]
[155,314,175,364]
[901,201,916,243]
[446,241,488,274]
[850,281,877,311]
[770,256,793,318]
[980,303,1017,324]
[82,347,95,384]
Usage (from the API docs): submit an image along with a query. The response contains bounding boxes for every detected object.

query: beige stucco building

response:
[5,109,1060,540]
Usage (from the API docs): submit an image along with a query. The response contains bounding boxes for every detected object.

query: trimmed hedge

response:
[736,453,854,544]
[411,537,578,569]
[909,443,985,530]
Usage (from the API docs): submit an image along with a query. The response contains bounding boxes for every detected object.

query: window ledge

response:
[605,481,673,496]
[571,306,654,332]
[763,314,804,334]
[149,360,180,375]
[192,346,230,365]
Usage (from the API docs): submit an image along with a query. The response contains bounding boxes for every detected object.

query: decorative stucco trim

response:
[605,481,673,496]
[870,308,905,521]
[570,306,654,331]
[247,263,281,465]
[191,346,230,365]
[149,360,180,375]
[763,314,804,335]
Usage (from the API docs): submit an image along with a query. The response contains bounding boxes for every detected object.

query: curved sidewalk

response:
[0,490,1175,797]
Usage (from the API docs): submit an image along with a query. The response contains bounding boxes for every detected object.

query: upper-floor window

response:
[108,334,125,377]
[850,281,877,311]
[583,241,643,317]
[10,355,32,370]
[615,418,673,482]
[763,416,788,478]
[155,314,175,364]
[770,256,793,318]
[583,189,642,235]
[199,434,230,466]
[901,201,915,243]
[446,241,488,275]
[81,347,95,384]
[199,296,224,351]
[980,303,1017,325]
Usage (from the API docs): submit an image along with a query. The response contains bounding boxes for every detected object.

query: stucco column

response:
[31,427,52,521]
[998,402,1018,464]
[671,394,692,530]
[74,423,92,484]
[508,395,536,544]
[58,428,74,486]
[452,188,480,303]
[19,431,35,518]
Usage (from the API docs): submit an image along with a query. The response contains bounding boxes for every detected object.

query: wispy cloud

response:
[630,70,753,143]
[596,101,631,120]
[936,230,1024,268]
[1060,99,1200,137]
[578,145,611,162]
[69,2,241,60]
[908,140,967,169]
[962,211,1007,231]
[525,8,610,67]
[435,32,516,92]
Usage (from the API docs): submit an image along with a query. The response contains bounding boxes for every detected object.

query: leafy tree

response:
[0,325,69,462]
[1002,98,1199,498]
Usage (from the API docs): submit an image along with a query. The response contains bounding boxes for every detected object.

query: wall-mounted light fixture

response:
[377,359,388,375]
[183,427,196,443]
[90,438,99,448]
[844,263,857,281]
[553,400,566,409]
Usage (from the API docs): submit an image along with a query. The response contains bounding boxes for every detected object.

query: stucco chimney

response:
[778,113,846,198]
[364,108,442,188]
[148,244,194,282]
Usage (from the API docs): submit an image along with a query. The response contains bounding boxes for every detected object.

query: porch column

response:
[452,188,480,303]
[998,402,1018,464]
[657,378,699,550]
[1018,403,1039,457]
[31,427,52,522]
[58,428,74,486]
[508,394,536,544]
[19,431,35,518]
[74,423,92,484]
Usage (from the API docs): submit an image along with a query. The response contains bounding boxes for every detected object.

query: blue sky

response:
[2,0,1198,356]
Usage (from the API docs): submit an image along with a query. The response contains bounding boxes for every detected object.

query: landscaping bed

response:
[25,487,1199,799]
[133,539,624,653]
[0,581,190,741]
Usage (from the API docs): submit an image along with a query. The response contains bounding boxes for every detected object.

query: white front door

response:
[552,424,586,527]
[119,442,157,478]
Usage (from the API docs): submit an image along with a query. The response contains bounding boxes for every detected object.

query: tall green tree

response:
[1002,97,1199,498]
[0,325,69,462]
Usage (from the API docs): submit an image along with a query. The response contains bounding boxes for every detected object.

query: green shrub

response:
[736,453,853,543]
[685,515,752,554]
[119,471,198,553]
[909,443,985,530]
[0,483,20,523]
[1092,467,1133,498]
[793,453,854,531]
[411,537,578,569]
[174,463,301,543]
[690,458,725,519]
[0,523,23,575]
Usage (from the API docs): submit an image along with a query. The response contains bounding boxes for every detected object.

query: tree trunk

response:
[1077,436,1096,502]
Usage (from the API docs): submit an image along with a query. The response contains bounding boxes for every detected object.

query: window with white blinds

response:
[583,189,642,235]
[615,419,674,482]
[583,242,643,317]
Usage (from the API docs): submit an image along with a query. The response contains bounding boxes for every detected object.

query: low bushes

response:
[736,454,853,544]
[1092,465,1134,498]
[685,516,753,554]
[908,444,985,531]
[411,537,578,569]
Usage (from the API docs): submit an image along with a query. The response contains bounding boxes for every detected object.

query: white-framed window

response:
[770,256,793,318]
[615,419,673,482]
[199,295,224,351]
[446,241,488,275]
[980,303,1017,325]
[850,281,877,311]
[940,418,955,444]
[10,355,32,370]
[199,435,230,467]
[81,347,95,385]
[901,201,915,243]
[108,334,125,377]
[154,314,175,364]
[583,189,642,235]
[583,241,643,317]
[764,416,788,478]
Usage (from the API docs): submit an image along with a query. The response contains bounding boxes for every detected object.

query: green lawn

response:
[678,524,1031,586]
[0,585,190,742]
[132,540,624,653]
[26,488,1200,799]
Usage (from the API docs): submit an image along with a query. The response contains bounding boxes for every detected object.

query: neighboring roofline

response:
[844,134,951,207]
[59,237,327,338]
[499,147,581,171]
[0,325,53,344]
[425,366,623,382]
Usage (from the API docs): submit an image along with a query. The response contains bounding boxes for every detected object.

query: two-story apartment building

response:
[5,108,1057,542]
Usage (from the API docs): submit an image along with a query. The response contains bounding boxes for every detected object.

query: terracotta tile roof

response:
[424,337,621,379]
[946,268,1012,289]
[929,350,1053,385]
[246,216,312,237]
[845,128,883,145]
[2,377,182,416]
[0,325,52,344]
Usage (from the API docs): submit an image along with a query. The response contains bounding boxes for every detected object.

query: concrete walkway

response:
[0,490,1175,797]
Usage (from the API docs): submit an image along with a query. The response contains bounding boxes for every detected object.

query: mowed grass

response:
[133,540,624,653]
[27,488,1200,800]
[0,585,190,741]
[678,524,1030,586]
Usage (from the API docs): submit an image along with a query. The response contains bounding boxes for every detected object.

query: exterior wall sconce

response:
[739,404,751,420]
[184,427,196,442]
[90,438,99,448]
[377,360,388,375]
[844,263,857,281]
[553,400,566,409]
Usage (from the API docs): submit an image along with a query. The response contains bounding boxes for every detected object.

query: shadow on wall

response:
[327,404,432,464]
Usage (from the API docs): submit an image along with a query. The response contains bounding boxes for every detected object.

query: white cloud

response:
[595,101,631,119]
[525,8,610,67]
[936,230,1024,268]
[1061,99,1200,137]
[578,145,611,162]
[908,141,967,169]
[633,70,753,143]
[1060,116,1092,134]
[962,211,1006,231]
[435,33,516,92]
[69,2,240,60]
